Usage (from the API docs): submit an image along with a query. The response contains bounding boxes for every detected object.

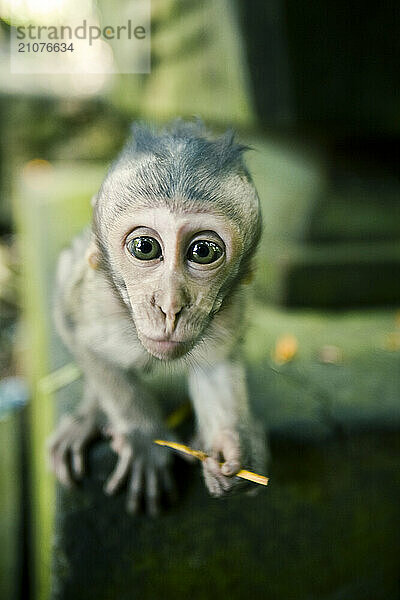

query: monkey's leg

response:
[47,382,101,487]
[188,359,267,497]
[81,353,176,516]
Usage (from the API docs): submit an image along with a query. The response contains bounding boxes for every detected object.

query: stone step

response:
[307,186,400,243]
[259,241,400,308]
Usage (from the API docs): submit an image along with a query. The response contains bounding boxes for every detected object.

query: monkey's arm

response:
[52,246,175,514]
[188,359,267,496]
[76,351,176,516]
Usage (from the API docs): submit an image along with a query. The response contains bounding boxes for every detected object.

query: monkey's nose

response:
[161,308,181,336]
[154,287,189,334]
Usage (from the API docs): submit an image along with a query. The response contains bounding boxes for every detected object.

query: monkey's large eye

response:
[127,236,162,260]
[187,240,223,265]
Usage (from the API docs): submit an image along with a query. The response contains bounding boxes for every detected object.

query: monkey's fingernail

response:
[127,498,139,514]
[104,482,115,495]
[72,455,83,477]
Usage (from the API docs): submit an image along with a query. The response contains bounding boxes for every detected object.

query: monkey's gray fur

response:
[48,119,267,516]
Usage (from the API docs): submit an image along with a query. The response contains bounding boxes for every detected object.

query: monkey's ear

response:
[85,239,100,270]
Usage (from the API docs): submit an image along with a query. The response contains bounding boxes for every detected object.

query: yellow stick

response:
[154,440,269,487]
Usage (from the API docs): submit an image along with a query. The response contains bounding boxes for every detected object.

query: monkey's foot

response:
[104,427,177,517]
[47,412,100,487]
[201,427,268,497]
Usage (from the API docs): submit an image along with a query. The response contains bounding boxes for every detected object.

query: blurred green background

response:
[0,1,399,599]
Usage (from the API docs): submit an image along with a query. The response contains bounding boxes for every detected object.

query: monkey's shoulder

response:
[53,229,146,367]
[53,228,92,347]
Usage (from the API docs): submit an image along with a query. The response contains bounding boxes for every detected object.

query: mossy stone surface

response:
[51,432,400,600]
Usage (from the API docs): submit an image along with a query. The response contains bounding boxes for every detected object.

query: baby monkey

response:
[49,120,266,516]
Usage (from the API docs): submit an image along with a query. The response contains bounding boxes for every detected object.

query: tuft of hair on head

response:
[212,128,250,172]
[125,118,251,178]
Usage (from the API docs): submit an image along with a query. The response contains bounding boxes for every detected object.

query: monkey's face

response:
[107,206,243,360]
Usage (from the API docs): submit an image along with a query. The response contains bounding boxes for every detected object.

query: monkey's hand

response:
[47,411,100,487]
[201,423,267,497]
[104,426,176,517]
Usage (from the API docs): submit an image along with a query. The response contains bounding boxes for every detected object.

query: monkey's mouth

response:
[138,333,194,360]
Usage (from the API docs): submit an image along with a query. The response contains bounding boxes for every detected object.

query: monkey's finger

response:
[203,457,232,495]
[204,456,220,474]
[70,423,98,478]
[209,450,240,478]
[221,459,241,477]
[219,434,241,477]
[203,469,224,496]
[109,432,126,454]
[52,440,74,488]
[105,445,133,495]
[71,439,86,479]
[126,457,144,514]
[46,416,74,450]
[202,460,222,496]
[145,468,160,517]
